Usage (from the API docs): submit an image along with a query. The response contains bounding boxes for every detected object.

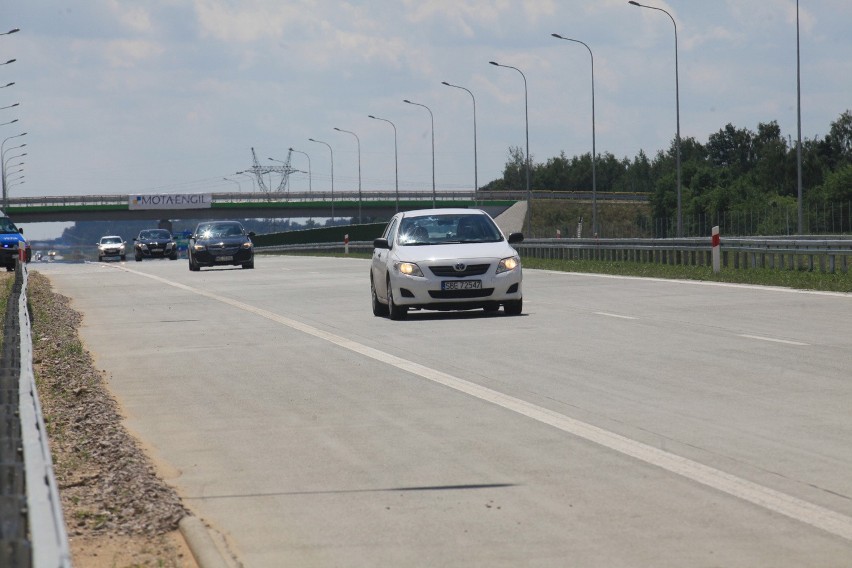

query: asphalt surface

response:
[34,256,852,567]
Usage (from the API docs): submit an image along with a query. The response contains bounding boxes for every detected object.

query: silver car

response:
[370,208,524,320]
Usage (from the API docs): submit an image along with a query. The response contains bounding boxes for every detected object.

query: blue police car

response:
[0,212,31,271]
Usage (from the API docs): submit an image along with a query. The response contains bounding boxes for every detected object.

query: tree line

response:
[483,110,852,236]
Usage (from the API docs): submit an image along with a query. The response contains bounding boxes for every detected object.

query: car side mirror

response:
[508,232,524,244]
[18,228,23,234]
[133,238,137,241]
[248,231,256,237]
[373,237,390,250]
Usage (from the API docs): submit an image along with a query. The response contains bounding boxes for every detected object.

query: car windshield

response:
[197,224,243,238]
[140,230,171,239]
[398,214,503,245]
[101,237,122,244]
[0,218,19,234]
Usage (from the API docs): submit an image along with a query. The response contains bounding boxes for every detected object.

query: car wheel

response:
[371,275,389,317]
[483,304,500,313]
[120,255,126,261]
[135,254,142,261]
[188,253,200,271]
[242,260,254,269]
[98,255,103,262]
[504,299,523,316]
[387,276,407,320]
[169,252,178,260]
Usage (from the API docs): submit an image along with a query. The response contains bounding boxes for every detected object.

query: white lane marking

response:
[533,269,852,298]
[113,264,852,542]
[594,312,637,320]
[739,334,810,346]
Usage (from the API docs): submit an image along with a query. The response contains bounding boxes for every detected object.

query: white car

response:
[370,208,524,320]
[97,235,126,261]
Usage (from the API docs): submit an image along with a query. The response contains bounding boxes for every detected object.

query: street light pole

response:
[628,1,682,237]
[796,0,804,234]
[489,61,532,235]
[441,81,479,203]
[403,99,436,208]
[333,127,362,224]
[552,34,598,236]
[368,115,399,212]
[2,132,26,209]
[288,148,312,196]
[308,138,335,222]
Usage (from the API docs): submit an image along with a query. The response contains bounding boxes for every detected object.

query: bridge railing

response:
[5,190,647,209]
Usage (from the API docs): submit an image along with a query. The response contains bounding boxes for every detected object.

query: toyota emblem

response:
[454,263,466,272]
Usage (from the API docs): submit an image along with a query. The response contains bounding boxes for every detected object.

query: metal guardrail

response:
[256,237,852,274]
[1,264,71,567]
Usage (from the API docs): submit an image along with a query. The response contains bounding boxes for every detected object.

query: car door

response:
[372,216,399,301]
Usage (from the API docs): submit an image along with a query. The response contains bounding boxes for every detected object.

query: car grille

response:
[208,244,240,255]
[429,288,494,299]
[429,263,490,277]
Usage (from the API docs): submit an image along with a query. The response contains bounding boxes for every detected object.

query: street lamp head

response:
[441,81,450,86]
[628,1,642,6]
[288,147,294,151]
[3,29,20,35]
[402,99,411,104]
[3,59,15,65]
[368,115,376,119]
[333,127,342,132]
[489,61,499,66]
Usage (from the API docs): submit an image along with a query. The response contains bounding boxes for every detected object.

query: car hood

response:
[393,241,517,262]
[195,236,249,245]
[0,234,26,247]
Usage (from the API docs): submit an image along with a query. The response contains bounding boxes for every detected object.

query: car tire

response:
[120,255,126,261]
[135,254,142,261]
[98,255,103,262]
[371,275,389,317]
[169,252,178,260]
[188,253,200,271]
[387,276,407,320]
[242,260,254,269]
[504,299,523,316]
[483,304,500,313]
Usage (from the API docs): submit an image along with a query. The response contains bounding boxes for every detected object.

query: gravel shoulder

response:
[26,270,197,567]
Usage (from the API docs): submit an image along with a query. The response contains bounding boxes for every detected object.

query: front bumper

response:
[390,260,522,310]
[193,248,253,266]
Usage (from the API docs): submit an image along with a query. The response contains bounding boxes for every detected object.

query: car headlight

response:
[119,245,126,252]
[496,255,520,274]
[394,261,423,277]
[166,242,174,249]
[241,242,253,249]
[193,244,207,251]
[139,243,148,250]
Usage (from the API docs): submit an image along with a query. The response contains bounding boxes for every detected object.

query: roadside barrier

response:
[256,237,852,274]
[0,262,71,567]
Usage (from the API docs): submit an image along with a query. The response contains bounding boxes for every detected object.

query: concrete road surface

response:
[35,256,852,567]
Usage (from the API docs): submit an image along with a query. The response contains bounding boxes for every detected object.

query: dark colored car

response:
[188,221,255,271]
[134,229,178,261]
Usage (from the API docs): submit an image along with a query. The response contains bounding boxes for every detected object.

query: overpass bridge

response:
[4,190,648,224]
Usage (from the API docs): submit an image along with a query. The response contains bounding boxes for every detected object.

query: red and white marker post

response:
[344,233,350,255]
[711,225,720,273]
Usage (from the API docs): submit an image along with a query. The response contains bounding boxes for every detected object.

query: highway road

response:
[34,256,852,567]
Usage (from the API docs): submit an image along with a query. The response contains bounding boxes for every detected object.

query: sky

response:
[3,0,852,239]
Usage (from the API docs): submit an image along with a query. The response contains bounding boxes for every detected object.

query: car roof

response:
[400,208,487,218]
[100,235,122,239]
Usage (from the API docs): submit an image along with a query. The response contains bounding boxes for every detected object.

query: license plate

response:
[442,280,482,291]
[151,248,162,252]
[216,255,233,262]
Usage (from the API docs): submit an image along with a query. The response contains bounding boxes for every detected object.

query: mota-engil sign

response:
[129,193,212,210]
